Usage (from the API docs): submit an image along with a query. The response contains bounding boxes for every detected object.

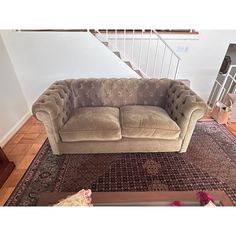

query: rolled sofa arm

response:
[165,80,207,152]
[32,80,74,154]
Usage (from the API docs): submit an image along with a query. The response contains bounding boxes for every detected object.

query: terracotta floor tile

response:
[2,144,15,155]
[9,143,33,156]
[224,122,236,136]
[26,143,43,156]
[2,169,26,188]
[19,133,41,144]
[28,124,46,134]
[7,133,24,145]
[25,117,36,125]
[17,154,36,170]
[35,133,47,144]
[28,116,41,124]
[0,187,14,206]
[7,154,25,167]
[18,122,34,134]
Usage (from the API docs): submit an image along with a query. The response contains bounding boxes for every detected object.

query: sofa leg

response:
[179,149,187,153]
[51,148,61,155]
[47,140,61,155]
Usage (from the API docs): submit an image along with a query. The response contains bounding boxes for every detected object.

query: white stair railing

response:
[152,30,181,80]
[93,29,149,78]
[91,29,181,79]
[208,65,236,107]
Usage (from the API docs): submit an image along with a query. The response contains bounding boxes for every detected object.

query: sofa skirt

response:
[55,137,183,154]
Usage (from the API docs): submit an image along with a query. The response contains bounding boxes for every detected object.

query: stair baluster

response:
[91,29,180,80]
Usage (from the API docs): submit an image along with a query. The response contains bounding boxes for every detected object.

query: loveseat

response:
[32,78,207,155]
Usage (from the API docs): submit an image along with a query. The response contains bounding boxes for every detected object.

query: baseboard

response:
[0,112,31,147]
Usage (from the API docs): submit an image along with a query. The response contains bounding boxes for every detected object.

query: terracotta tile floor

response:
[0,115,236,206]
[0,116,47,206]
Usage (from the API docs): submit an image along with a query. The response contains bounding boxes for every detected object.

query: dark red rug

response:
[5,121,236,206]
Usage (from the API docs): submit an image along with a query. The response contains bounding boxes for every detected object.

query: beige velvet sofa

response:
[32,78,207,155]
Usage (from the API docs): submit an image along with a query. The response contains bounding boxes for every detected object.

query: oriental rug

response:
[5,121,236,206]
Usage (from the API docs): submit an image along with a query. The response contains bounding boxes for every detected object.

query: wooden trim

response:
[37,191,233,206]
[97,29,199,35]
[19,29,88,32]
[18,29,199,35]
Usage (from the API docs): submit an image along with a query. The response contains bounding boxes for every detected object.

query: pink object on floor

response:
[170,201,183,206]
[196,191,215,206]
[55,189,93,206]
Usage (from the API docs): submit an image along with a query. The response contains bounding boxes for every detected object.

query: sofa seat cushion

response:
[59,107,121,142]
[120,105,181,139]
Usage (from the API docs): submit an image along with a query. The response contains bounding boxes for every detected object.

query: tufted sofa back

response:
[32,78,171,142]
[165,80,207,139]
[69,78,171,108]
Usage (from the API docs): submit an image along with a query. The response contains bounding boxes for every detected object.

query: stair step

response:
[124,61,133,69]
[134,69,144,78]
[102,42,109,47]
[113,51,121,58]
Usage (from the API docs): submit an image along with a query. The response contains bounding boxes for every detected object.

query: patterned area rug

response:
[5,121,236,206]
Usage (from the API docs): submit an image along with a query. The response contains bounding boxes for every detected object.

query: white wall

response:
[1,31,138,108]
[2,30,236,105]
[110,30,236,101]
[0,35,29,146]
[167,30,236,101]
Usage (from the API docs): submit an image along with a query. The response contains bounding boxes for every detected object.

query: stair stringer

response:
[91,31,149,79]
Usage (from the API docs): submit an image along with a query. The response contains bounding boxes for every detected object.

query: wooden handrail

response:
[18,29,199,35]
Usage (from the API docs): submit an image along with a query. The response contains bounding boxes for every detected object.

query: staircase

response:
[90,29,181,79]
